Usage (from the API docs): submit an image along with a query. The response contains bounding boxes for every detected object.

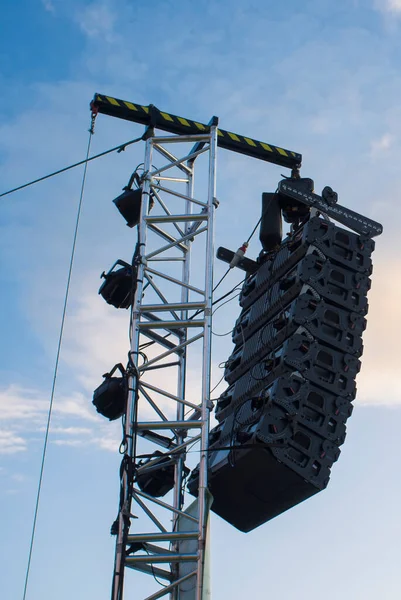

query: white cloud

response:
[40,426,92,435]
[11,473,27,482]
[0,430,27,454]
[0,384,99,424]
[61,281,129,391]
[51,439,85,447]
[41,0,55,13]
[51,431,120,452]
[95,436,120,452]
[369,133,394,157]
[0,384,108,453]
[76,1,117,42]
[356,259,401,406]
[380,0,401,14]
[0,385,47,422]
[54,394,100,422]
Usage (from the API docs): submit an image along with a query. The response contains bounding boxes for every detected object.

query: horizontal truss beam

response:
[126,554,197,564]
[127,532,198,543]
[136,421,202,431]
[92,92,302,168]
[126,562,173,582]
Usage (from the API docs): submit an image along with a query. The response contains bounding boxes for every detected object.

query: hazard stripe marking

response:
[92,93,302,166]
[161,112,174,122]
[124,102,138,111]
[106,96,120,106]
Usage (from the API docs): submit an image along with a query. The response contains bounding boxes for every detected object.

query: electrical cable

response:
[211,292,241,336]
[207,212,261,299]
[212,267,230,292]
[144,546,168,588]
[1,135,144,199]
[135,438,290,459]
[212,328,234,338]
[212,292,240,317]
[209,373,225,395]
[246,216,262,244]
[22,127,93,600]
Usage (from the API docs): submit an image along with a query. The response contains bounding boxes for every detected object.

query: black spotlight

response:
[136,451,190,498]
[99,260,137,309]
[92,363,127,421]
[113,187,142,227]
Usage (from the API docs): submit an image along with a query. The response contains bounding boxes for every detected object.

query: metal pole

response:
[111,137,153,600]
[171,160,194,600]
[196,124,218,600]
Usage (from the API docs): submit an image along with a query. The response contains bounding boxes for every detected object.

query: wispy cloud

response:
[0,430,27,454]
[0,383,109,453]
[51,439,86,447]
[92,436,120,452]
[11,473,27,482]
[41,0,55,13]
[41,426,92,435]
[378,0,401,14]
[370,133,394,157]
[0,384,99,424]
[76,1,117,42]
[355,259,401,406]
[0,385,48,423]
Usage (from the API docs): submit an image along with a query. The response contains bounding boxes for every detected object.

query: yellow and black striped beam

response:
[91,93,302,170]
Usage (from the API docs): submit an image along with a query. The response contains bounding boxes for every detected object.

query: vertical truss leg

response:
[111,126,218,600]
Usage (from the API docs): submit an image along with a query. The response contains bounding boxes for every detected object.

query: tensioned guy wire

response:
[22,129,93,600]
[1,135,144,199]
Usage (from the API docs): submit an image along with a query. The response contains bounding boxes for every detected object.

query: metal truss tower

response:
[91,91,303,600]
[111,124,218,600]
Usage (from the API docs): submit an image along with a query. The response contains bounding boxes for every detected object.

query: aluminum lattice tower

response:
[111,124,218,600]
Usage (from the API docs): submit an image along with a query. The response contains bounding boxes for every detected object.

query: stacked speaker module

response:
[189,215,375,532]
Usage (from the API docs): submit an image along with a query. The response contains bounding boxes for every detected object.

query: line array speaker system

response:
[189,213,377,532]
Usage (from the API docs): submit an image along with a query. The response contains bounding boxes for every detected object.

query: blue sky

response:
[1,0,401,598]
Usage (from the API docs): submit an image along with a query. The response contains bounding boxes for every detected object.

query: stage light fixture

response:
[99,259,137,309]
[136,451,190,498]
[92,363,127,421]
[113,187,142,227]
